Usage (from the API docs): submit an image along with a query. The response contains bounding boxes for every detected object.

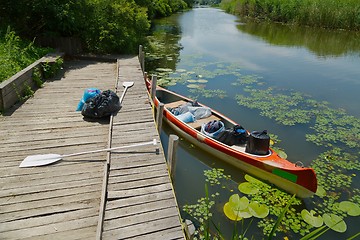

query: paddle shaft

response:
[119,82,134,104]
[60,139,157,159]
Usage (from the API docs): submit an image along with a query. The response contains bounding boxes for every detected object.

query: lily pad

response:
[244,174,264,185]
[186,84,200,89]
[238,182,259,195]
[197,79,208,83]
[237,207,253,219]
[248,202,269,218]
[301,210,323,227]
[315,185,326,197]
[223,194,249,221]
[224,202,241,221]
[323,214,347,233]
[339,201,360,216]
[187,79,198,83]
[155,67,173,72]
[272,147,288,159]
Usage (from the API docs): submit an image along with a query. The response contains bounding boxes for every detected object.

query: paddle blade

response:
[123,81,134,88]
[19,154,62,168]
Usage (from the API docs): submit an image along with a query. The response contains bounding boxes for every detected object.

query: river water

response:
[146,7,360,239]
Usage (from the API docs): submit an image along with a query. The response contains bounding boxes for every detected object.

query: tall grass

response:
[0,27,52,83]
[220,0,360,31]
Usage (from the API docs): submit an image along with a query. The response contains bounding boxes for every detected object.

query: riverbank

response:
[220,0,360,31]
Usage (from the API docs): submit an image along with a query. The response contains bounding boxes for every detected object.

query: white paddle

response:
[19,139,157,168]
[119,81,134,104]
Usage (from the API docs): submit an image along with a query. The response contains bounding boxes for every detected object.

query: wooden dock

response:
[0,56,185,239]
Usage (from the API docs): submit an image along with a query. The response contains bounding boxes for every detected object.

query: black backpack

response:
[81,90,121,118]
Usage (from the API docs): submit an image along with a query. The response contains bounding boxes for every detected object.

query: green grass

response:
[220,0,360,31]
[0,27,52,83]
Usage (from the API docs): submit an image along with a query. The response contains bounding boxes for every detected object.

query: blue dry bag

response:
[76,88,101,111]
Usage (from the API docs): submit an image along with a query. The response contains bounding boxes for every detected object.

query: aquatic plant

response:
[234,79,360,150]
[188,88,227,99]
[236,88,315,126]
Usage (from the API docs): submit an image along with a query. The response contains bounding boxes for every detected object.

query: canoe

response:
[146,80,317,198]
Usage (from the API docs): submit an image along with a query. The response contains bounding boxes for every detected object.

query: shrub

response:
[0,27,51,82]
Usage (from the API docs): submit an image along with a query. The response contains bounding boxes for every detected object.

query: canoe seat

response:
[230,144,247,153]
[164,100,187,109]
[188,115,221,130]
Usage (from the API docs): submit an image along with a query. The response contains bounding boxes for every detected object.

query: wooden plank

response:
[104,198,177,221]
[109,166,169,181]
[109,175,172,191]
[4,215,97,239]
[107,183,173,200]
[0,198,100,223]
[124,228,185,240]
[103,206,179,231]
[0,208,96,232]
[105,190,176,211]
[102,215,183,240]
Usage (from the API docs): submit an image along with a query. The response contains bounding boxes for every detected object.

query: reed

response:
[220,0,360,31]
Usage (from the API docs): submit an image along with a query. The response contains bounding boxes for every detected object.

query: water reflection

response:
[237,20,360,57]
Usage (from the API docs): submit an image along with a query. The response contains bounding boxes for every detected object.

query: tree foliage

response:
[0,0,193,54]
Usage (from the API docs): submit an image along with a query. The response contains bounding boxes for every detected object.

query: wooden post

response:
[183,219,196,240]
[138,45,145,72]
[151,75,157,101]
[144,71,148,81]
[156,102,164,133]
[167,135,179,180]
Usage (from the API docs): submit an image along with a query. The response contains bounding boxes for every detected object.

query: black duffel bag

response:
[81,90,121,118]
[216,125,249,146]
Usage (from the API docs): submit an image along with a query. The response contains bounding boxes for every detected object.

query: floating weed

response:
[235,88,315,126]
[188,88,227,99]
[231,74,263,86]
[311,148,359,193]
[204,168,231,186]
[268,133,282,146]
[234,81,360,149]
